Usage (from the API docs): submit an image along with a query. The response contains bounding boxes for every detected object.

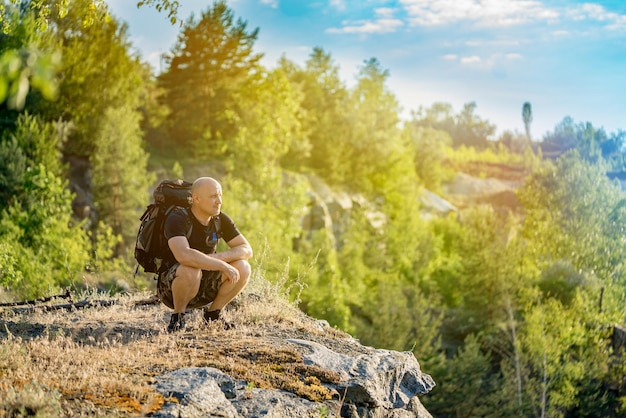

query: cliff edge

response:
[0,280,434,417]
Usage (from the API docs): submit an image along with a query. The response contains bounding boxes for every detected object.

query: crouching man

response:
[157,177,252,332]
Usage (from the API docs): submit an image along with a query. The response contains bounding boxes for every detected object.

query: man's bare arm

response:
[211,234,253,263]
[168,236,235,275]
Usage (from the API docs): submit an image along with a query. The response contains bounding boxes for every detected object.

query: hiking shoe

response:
[167,312,186,333]
[203,308,235,330]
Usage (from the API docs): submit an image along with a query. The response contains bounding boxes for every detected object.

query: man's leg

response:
[207,259,251,312]
[171,264,203,313]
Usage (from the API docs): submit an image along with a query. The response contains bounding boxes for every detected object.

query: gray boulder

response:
[152,339,435,418]
[287,339,435,416]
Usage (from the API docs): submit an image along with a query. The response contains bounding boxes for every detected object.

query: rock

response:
[419,189,458,217]
[152,339,435,418]
[445,173,519,198]
[153,368,239,417]
[153,367,340,418]
[301,174,387,247]
[287,339,435,414]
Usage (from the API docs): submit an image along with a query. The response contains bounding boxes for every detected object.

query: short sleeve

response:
[164,207,191,241]
[218,212,241,243]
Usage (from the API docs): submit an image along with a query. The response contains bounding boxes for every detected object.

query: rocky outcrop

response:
[0,291,436,417]
[301,175,386,246]
[443,172,522,212]
[153,338,434,418]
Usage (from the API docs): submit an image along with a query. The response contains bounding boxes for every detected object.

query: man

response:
[157,177,253,332]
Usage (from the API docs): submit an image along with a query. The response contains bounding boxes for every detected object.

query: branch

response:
[9,299,118,314]
[0,289,73,307]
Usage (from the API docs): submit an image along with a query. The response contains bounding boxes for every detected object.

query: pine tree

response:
[158,0,262,154]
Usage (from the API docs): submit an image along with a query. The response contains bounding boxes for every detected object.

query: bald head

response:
[191,177,223,220]
[192,177,220,195]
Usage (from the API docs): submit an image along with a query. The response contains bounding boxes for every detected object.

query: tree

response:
[158,0,262,154]
[1,0,154,260]
[280,48,350,183]
[0,0,65,110]
[345,57,405,194]
[0,112,63,211]
[424,334,501,418]
[455,102,495,149]
[405,124,452,191]
[518,151,626,282]
[0,164,92,299]
[136,0,180,24]
[37,0,147,158]
[522,102,533,142]
[411,102,456,133]
[91,105,152,253]
[411,101,495,149]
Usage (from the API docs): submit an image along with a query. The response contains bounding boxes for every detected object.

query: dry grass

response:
[0,278,353,417]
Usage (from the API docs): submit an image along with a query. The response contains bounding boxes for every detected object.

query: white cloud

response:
[446,53,523,70]
[260,0,278,8]
[326,7,404,35]
[329,0,346,12]
[551,30,570,37]
[395,0,626,32]
[399,0,559,28]
[568,3,626,31]
[464,39,521,47]
[325,0,626,41]
[375,7,396,18]
[326,18,404,34]
[461,55,481,64]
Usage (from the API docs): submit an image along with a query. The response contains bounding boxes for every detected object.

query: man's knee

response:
[232,259,251,282]
[175,265,202,285]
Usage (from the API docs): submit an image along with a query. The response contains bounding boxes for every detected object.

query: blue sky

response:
[105,0,626,140]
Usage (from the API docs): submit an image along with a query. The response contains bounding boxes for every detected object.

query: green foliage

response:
[519,297,592,417]
[412,101,496,149]
[0,165,91,298]
[0,113,63,209]
[0,1,61,109]
[26,0,145,158]
[519,151,626,283]
[432,207,524,342]
[91,105,152,250]
[0,46,60,109]
[226,66,304,185]
[538,260,588,306]
[281,48,350,184]
[522,101,533,141]
[344,58,404,194]
[220,174,310,288]
[0,0,111,111]
[136,0,180,25]
[158,0,262,152]
[424,334,498,417]
[0,134,27,209]
[541,117,624,169]
[404,125,453,191]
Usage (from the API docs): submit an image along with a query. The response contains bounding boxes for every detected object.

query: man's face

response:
[196,181,222,217]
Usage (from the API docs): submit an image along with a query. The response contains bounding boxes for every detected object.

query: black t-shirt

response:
[161,206,241,270]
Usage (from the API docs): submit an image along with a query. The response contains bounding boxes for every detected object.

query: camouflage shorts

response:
[157,263,223,310]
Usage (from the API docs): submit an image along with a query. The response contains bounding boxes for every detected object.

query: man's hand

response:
[222,263,240,283]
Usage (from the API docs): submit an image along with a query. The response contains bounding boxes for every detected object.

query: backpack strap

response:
[183,207,194,240]
[212,214,222,239]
